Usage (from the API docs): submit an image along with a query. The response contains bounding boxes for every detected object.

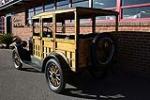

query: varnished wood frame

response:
[74,11,79,72]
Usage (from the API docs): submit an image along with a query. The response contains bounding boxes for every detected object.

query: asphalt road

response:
[0,49,150,100]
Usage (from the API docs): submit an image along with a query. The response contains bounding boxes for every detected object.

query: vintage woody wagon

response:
[12,7,118,93]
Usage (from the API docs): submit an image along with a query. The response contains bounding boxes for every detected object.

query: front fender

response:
[12,45,23,64]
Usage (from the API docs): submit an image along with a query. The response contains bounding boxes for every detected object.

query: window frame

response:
[92,0,117,22]
[122,0,150,6]
[44,4,55,11]
[35,6,43,15]
[72,0,89,8]
[93,0,117,9]
[57,0,69,9]
[120,1,150,21]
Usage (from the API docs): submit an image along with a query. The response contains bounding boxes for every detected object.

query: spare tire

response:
[90,33,116,78]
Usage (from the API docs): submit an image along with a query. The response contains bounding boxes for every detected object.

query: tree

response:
[0,34,13,49]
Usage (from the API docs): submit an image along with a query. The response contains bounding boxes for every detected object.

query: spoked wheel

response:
[12,50,22,70]
[45,59,66,93]
[90,33,116,79]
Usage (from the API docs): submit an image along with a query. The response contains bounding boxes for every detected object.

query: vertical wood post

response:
[32,20,34,36]
[75,12,80,36]
[40,18,43,37]
[92,16,95,33]
[53,14,56,51]
[116,15,119,32]
[74,11,80,72]
[40,18,43,58]
[62,20,65,33]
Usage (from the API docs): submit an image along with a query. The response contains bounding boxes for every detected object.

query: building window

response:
[28,8,34,25]
[93,0,116,20]
[122,0,150,6]
[72,0,89,7]
[27,6,44,25]
[57,0,69,9]
[123,6,150,19]
[93,0,116,9]
[35,6,43,14]
[0,17,4,33]
[121,0,150,19]
[45,4,54,11]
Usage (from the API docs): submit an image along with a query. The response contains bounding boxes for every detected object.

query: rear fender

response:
[42,52,69,72]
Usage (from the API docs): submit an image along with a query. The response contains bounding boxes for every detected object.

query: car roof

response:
[32,7,118,20]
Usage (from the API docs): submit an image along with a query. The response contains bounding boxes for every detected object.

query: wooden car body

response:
[12,7,119,93]
[31,7,118,72]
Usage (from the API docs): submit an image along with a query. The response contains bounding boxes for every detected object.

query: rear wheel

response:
[12,50,22,70]
[45,58,66,93]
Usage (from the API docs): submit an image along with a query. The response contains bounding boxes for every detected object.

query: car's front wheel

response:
[45,58,66,93]
[12,50,22,70]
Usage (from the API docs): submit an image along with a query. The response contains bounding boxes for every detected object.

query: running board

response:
[22,56,43,72]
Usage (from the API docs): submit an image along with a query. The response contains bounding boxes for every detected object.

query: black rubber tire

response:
[12,50,22,70]
[45,58,67,93]
[90,33,116,79]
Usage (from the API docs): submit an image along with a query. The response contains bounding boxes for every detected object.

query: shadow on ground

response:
[61,71,150,100]
[20,64,150,100]
[21,67,42,73]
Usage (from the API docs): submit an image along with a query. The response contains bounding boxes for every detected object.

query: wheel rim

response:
[96,37,115,65]
[47,62,61,89]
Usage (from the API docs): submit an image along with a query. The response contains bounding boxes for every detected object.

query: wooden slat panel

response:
[56,39,75,44]
[43,47,53,58]
[78,38,92,68]
[67,52,70,61]
[34,39,41,45]
[33,38,42,59]
[56,42,75,52]
[44,41,53,48]
[71,52,76,71]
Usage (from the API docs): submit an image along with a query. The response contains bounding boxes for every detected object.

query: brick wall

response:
[89,23,150,76]
[12,12,32,41]
[113,31,150,76]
